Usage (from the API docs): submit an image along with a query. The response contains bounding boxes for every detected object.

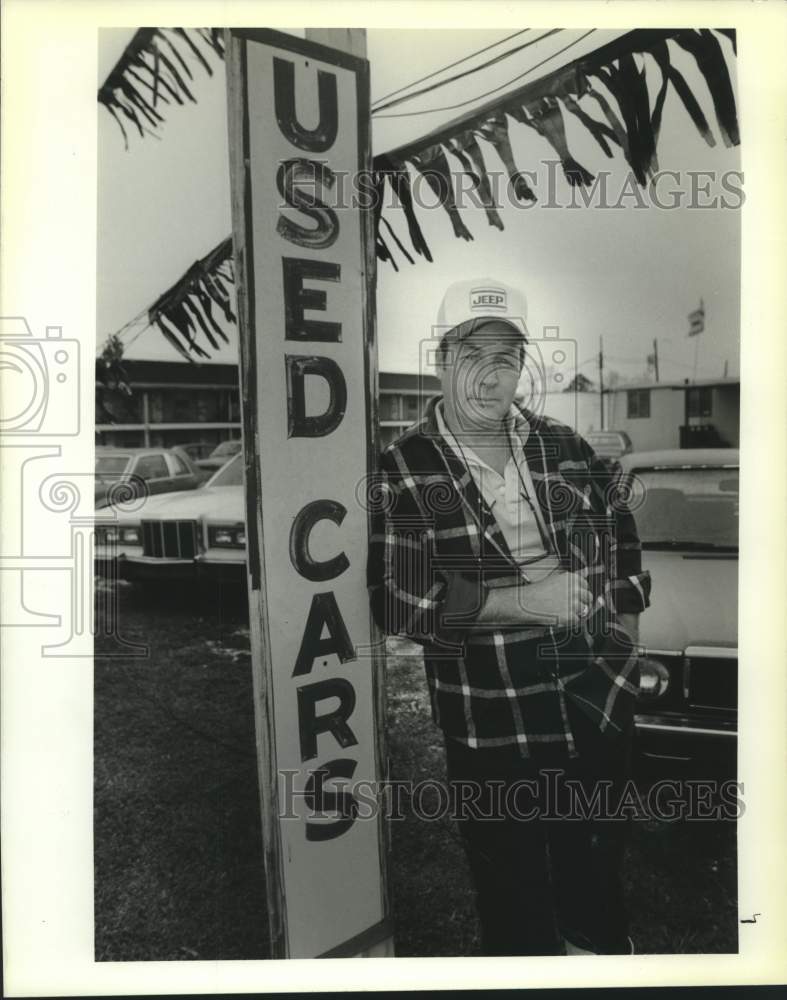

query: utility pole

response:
[303,24,392,961]
[723,358,729,378]
[598,335,605,430]
[304,27,366,57]
[653,338,660,383]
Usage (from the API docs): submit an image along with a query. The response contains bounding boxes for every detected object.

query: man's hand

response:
[477,569,593,628]
[520,569,594,627]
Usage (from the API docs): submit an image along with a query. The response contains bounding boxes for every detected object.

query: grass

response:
[94,579,737,959]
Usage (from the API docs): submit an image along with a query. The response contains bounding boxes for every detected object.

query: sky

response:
[97,27,742,385]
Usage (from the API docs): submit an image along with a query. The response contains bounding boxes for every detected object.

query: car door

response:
[165,450,201,492]
[132,453,174,496]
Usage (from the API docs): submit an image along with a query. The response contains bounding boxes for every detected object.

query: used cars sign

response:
[225,28,388,958]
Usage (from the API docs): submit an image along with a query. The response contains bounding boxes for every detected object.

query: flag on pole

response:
[688,299,705,336]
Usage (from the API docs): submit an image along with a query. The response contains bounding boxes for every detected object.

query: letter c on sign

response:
[290,499,349,582]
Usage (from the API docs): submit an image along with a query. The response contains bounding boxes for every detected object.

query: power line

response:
[122,322,153,350]
[373,29,597,119]
[371,29,531,108]
[97,310,151,357]
[371,29,562,114]
[102,311,150,343]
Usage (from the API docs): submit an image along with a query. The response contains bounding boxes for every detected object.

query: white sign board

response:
[225,28,389,958]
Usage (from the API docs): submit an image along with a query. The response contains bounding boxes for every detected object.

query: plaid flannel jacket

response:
[368,397,652,758]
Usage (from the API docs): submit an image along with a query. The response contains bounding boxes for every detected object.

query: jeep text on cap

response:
[469,287,507,311]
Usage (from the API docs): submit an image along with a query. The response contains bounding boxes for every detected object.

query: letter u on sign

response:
[273,56,339,152]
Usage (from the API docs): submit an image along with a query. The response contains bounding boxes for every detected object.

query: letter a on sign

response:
[225,29,390,958]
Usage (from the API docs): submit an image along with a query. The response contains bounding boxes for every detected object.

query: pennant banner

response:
[98,28,226,147]
[99,27,738,359]
[147,237,235,360]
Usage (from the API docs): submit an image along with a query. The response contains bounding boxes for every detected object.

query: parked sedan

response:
[585,429,633,462]
[196,438,243,475]
[179,441,217,463]
[619,448,739,772]
[95,452,246,583]
[95,446,202,508]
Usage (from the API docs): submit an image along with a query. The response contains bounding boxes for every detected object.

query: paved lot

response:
[95,578,738,959]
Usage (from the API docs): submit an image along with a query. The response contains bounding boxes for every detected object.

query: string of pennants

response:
[98,27,738,361]
[98,28,226,147]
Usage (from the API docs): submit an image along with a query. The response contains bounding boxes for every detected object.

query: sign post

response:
[225,27,391,959]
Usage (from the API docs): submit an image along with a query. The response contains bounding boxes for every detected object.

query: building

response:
[96,358,242,450]
[518,388,605,440]
[603,378,740,451]
[378,371,441,447]
[97,358,440,450]
[98,321,736,456]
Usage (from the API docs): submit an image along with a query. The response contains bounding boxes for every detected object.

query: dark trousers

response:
[445,702,634,956]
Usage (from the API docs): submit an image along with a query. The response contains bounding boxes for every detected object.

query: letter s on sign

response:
[277,159,339,250]
[304,758,359,841]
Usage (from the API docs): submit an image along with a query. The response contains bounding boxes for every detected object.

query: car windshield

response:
[629,466,739,549]
[211,439,241,458]
[208,453,243,486]
[96,454,131,475]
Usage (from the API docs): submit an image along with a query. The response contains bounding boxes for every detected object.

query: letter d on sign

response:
[286,355,347,438]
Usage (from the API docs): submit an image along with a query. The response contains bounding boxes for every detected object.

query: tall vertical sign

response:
[225,29,390,958]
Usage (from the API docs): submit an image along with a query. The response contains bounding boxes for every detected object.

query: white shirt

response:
[436,402,562,582]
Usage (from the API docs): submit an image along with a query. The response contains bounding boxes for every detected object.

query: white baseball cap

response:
[436,276,529,343]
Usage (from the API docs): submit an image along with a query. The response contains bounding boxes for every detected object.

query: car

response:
[585,429,633,462]
[95,451,246,583]
[95,446,202,508]
[179,441,217,463]
[617,448,739,773]
[196,438,243,474]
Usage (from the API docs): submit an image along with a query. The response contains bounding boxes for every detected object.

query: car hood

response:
[638,549,738,653]
[109,486,244,522]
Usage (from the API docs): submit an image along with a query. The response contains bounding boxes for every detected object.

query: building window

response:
[379,395,402,421]
[147,388,230,424]
[96,385,143,424]
[687,386,713,418]
[404,395,420,420]
[627,389,651,419]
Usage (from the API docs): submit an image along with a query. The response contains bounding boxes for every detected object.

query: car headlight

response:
[637,656,671,702]
[208,523,246,548]
[96,525,141,545]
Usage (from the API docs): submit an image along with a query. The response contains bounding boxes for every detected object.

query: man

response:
[368,277,651,956]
